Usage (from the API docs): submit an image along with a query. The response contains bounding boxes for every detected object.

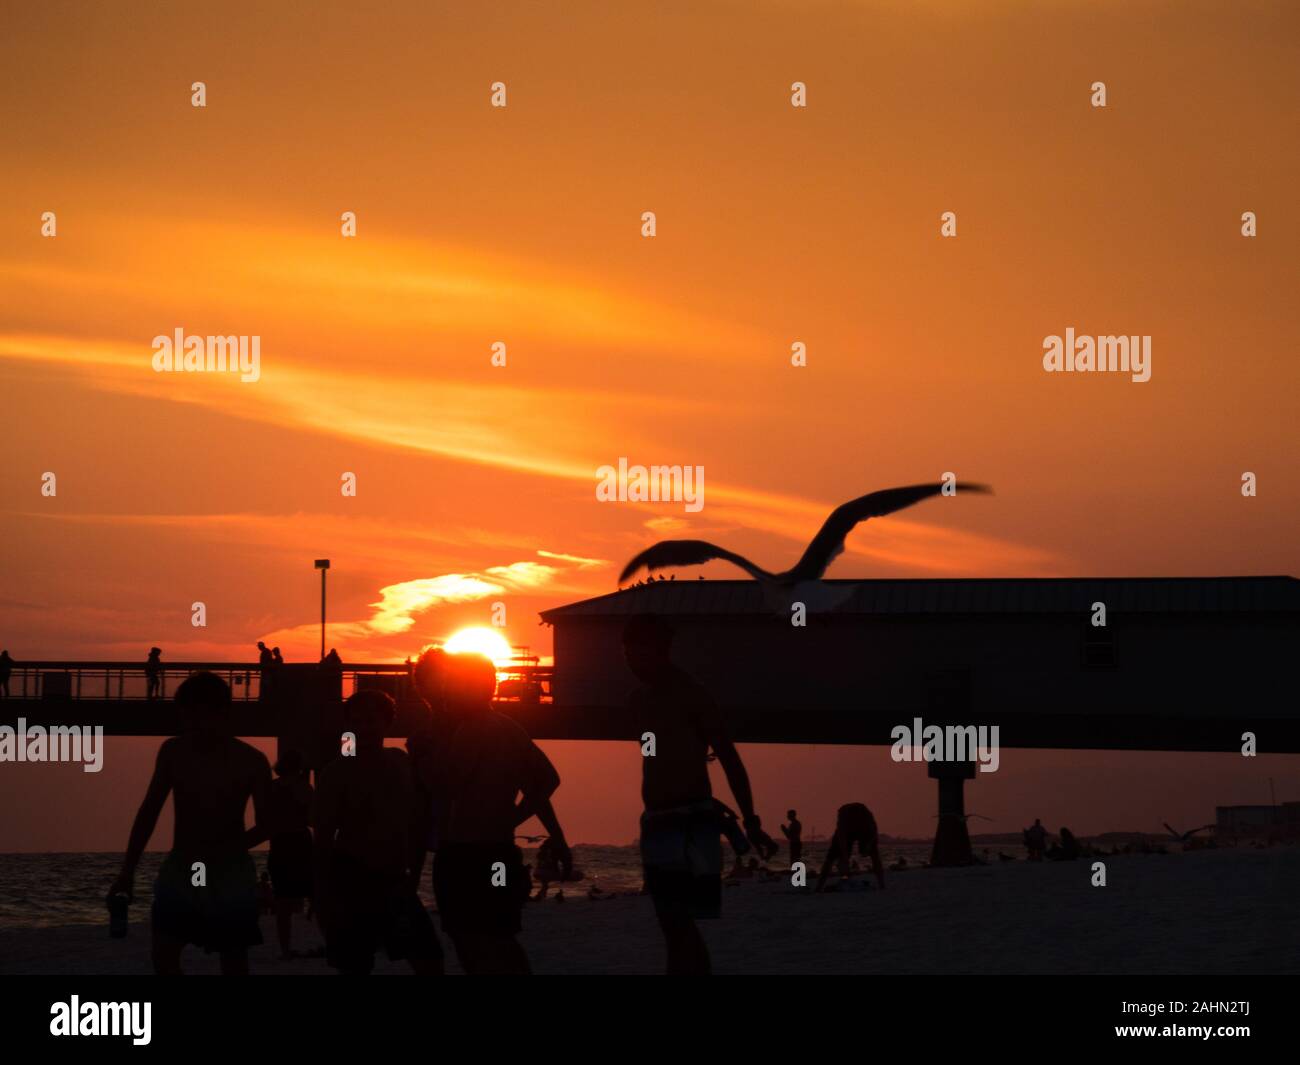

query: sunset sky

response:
[1,1,1296,848]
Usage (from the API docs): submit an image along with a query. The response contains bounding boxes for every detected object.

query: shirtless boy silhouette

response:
[111,671,271,975]
[314,689,442,975]
[623,614,775,975]
[430,652,570,975]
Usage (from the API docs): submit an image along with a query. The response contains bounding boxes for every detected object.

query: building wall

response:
[550,612,1296,748]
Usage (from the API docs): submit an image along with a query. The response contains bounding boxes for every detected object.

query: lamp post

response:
[314,559,330,660]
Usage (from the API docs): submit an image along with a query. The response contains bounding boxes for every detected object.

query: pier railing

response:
[0,661,553,704]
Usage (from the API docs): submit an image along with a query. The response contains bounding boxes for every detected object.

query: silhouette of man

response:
[430,652,570,975]
[816,802,884,891]
[782,809,803,865]
[145,647,163,700]
[623,613,775,975]
[110,671,270,974]
[256,642,274,701]
[407,646,453,884]
[264,750,314,959]
[314,690,443,975]
[0,650,11,698]
[1024,818,1048,861]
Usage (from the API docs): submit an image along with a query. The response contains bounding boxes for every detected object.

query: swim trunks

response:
[433,842,530,936]
[268,829,314,899]
[640,801,723,920]
[151,850,263,953]
[323,851,442,973]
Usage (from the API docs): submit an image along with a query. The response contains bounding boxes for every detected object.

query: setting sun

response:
[443,626,514,668]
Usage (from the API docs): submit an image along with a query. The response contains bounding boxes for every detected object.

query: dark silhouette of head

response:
[413,646,448,706]
[787,809,797,820]
[149,647,162,658]
[442,653,496,715]
[257,641,267,652]
[623,613,673,683]
[274,748,304,778]
[175,671,231,734]
[342,689,395,748]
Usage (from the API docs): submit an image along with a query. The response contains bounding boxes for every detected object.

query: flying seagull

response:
[618,481,992,605]
[1162,822,1216,844]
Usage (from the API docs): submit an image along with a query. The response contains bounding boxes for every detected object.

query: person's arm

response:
[512,749,560,826]
[110,741,174,900]
[402,757,428,889]
[242,754,274,849]
[529,797,572,878]
[515,742,570,876]
[780,823,791,839]
[312,769,341,876]
[710,733,776,856]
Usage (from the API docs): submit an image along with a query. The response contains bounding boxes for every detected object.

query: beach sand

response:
[1,846,1293,975]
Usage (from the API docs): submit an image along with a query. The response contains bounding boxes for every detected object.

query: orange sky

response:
[1,1,1296,847]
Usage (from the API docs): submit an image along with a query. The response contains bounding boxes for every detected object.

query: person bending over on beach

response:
[431,652,571,975]
[623,613,776,976]
[110,671,271,975]
[816,802,885,892]
[314,690,443,975]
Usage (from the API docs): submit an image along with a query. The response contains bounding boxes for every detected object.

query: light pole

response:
[314,559,330,660]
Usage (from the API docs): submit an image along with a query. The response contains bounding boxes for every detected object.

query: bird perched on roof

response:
[618,480,992,612]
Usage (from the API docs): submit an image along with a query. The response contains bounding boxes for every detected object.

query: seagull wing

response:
[785,481,992,582]
[618,540,774,584]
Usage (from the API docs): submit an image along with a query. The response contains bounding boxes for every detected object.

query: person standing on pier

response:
[0,650,12,698]
[145,647,163,700]
[256,642,274,701]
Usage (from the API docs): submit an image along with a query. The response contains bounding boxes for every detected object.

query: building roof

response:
[540,576,1300,621]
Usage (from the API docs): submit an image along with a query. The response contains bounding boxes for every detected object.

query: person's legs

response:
[275,898,295,956]
[659,915,710,975]
[452,933,529,974]
[407,953,444,975]
[150,931,184,975]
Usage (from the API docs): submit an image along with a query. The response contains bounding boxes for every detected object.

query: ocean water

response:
[0,841,970,931]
